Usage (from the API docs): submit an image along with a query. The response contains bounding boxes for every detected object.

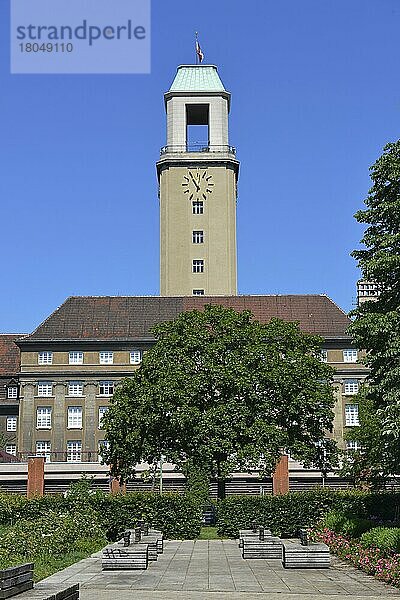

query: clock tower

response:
[157,64,239,296]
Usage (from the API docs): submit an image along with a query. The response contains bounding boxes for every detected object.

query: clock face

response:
[182,169,214,200]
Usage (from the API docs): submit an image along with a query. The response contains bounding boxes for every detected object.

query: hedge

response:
[215,490,400,537]
[0,490,203,540]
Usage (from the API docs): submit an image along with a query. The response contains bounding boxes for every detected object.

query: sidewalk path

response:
[31,539,400,600]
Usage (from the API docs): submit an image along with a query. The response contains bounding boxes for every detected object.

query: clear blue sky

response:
[1,0,399,333]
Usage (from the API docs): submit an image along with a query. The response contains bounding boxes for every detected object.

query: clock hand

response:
[189,172,200,191]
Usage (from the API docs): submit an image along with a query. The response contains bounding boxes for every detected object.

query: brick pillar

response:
[272,454,289,495]
[110,476,126,495]
[27,457,45,497]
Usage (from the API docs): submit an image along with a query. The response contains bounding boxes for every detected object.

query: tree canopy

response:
[102,305,336,497]
[348,139,400,480]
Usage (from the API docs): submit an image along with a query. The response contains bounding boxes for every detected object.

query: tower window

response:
[186,104,209,152]
[192,200,204,215]
[193,289,205,296]
[193,260,204,273]
[192,230,204,244]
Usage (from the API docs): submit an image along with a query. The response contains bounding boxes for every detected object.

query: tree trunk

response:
[216,462,226,500]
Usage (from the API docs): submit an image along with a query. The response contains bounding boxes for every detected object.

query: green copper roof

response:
[169,65,226,92]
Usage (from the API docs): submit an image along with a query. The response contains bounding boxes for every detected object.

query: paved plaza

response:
[31,539,400,600]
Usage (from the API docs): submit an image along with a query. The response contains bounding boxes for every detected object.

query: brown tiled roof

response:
[0,335,25,375]
[20,295,350,343]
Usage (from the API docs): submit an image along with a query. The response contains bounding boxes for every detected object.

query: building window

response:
[38,351,53,365]
[345,404,359,426]
[67,441,81,463]
[6,417,17,432]
[36,441,51,462]
[5,444,16,456]
[98,440,110,463]
[192,230,204,244]
[99,351,113,365]
[69,351,83,365]
[130,350,142,365]
[7,387,18,399]
[346,440,361,452]
[344,380,359,395]
[193,289,205,296]
[192,200,204,214]
[343,349,358,363]
[99,381,114,396]
[192,259,204,273]
[320,349,328,363]
[68,381,83,397]
[37,407,52,429]
[37,381,53,397]
[98,406,108,429]
[67,406,82,429]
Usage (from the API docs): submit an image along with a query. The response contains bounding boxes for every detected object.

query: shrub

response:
[95,492,202,540]
[215,490,400,538]
[360,527,400,554]
[0,509,106,561]
[322,511,373,539]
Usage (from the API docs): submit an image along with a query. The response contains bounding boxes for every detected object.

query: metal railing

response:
[160,143,236,156]
[16,451,104,464]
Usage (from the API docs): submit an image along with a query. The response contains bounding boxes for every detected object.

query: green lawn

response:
[198,527,229,540]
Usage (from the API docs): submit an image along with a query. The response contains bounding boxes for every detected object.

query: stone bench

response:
[102,545,148,570]
[282,540,330,568]
[238,527,272,547]
[242,535,282,559]
[9,583,79,600]
[0,563,33,599]
[126,528,163,560]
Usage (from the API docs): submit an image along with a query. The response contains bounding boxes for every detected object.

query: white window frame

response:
[38,351,53,365]
[346,440,361,451]
[36,407,52,429]
[99,351,114,365]
[6,416,17,432]
[192,230,204,244]
[98,440,110,463]
[343,349,358,363]
[193,289,205,296]
[345,404,359,427]
[192,259,204,273]
[344,380,359,395]
[67,406,83,429]
[99,381,114,396]
[192,200,204,215]
[67,381,83,397]
[36,441,51,462]
[67,441,82,463]
[7,386,18,399]
[98,406,108,429]
[37,381,53,397]
[320,349,328,363]
[5,444,16,456]
[130,350,142,365]
[69,351,83,365]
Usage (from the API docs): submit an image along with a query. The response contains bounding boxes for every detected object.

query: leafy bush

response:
[323,511,373,539]
[0,509,106,560]
[95,492,202,540]
[360,527,400,554]
[315,528,400,587]
[215,490,400,538]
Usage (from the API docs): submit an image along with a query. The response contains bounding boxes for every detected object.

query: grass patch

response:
[198,527,229,540]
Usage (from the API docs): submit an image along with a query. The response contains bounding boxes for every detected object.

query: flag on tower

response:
[195,33,204,63]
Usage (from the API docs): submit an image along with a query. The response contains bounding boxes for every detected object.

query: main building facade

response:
[0,64,368,487]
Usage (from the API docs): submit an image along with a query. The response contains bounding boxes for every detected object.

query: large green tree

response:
[349,140,400,479]
[102,305,336,498]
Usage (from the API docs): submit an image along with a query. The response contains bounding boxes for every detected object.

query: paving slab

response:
[22,539,400,600]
